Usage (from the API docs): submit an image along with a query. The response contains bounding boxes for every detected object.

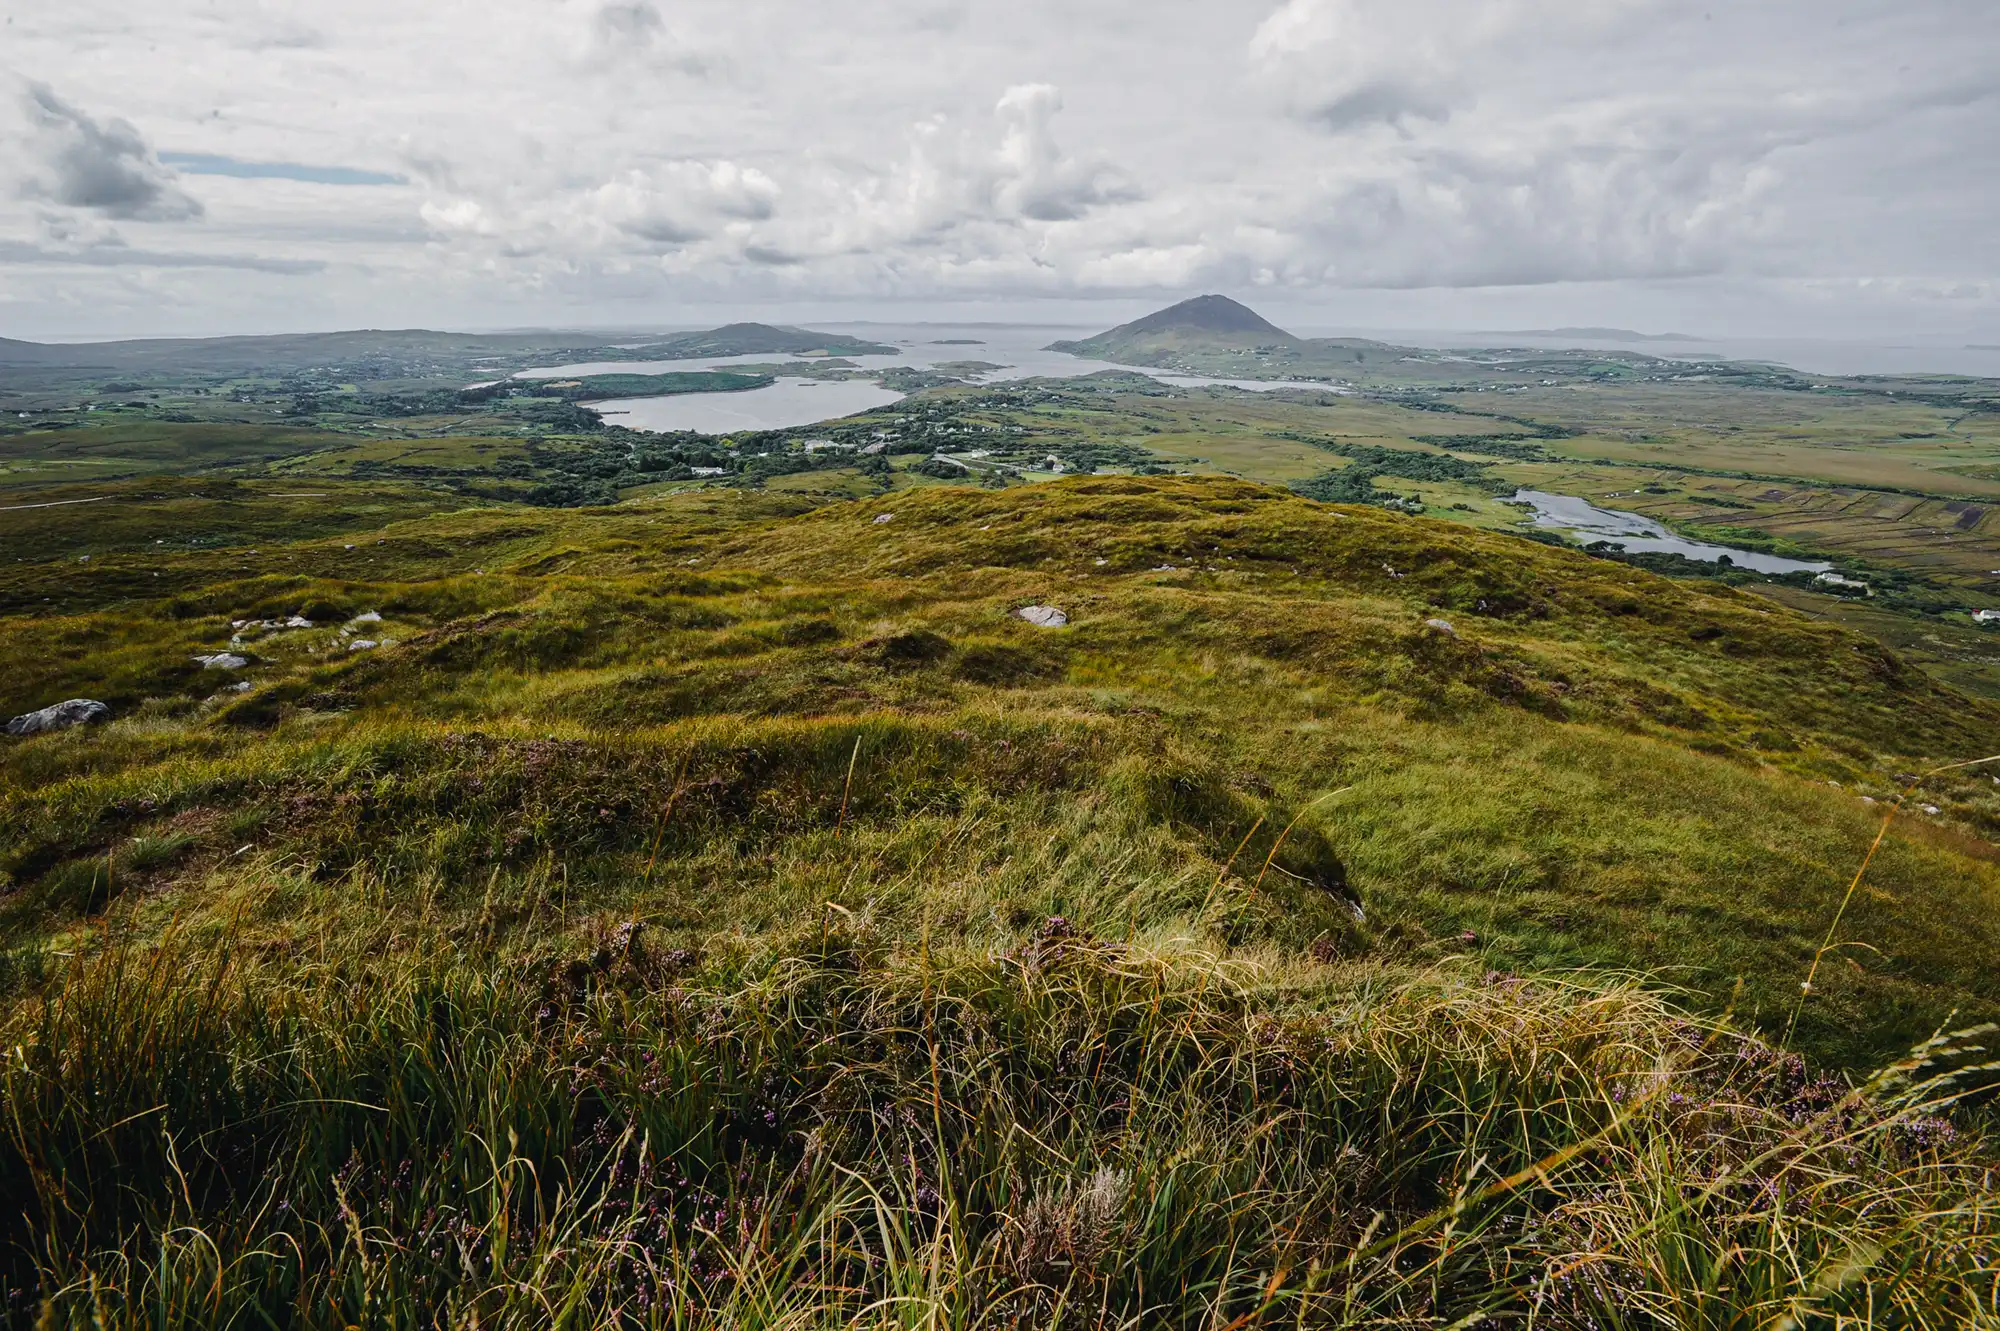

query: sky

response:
[2,0,1998,342]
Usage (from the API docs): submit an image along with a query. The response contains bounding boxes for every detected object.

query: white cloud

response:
[0,0,1996,335]
[991,84,1140,222]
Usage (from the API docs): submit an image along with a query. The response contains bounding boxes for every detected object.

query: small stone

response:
[284,615,314,628]
[1425,618,1458,637]
[350,610,382,624]
[873,513,895,524]
[194,653,249,670]
[5,698,110,737]
[1922,804,1942,816]
[1016,605,1068,628]
[349,639,379,651]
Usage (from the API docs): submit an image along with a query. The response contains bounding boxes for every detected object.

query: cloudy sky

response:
[2,0,1997,340]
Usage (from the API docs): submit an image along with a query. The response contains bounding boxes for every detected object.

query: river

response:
[1511,490,1830,574]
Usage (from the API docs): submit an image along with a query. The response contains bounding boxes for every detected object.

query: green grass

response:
[7,476,2000,1055]
[5,475,2000,1323]
[6,923,1997,1327]
[0,476,482,570]
[0,421,357,477]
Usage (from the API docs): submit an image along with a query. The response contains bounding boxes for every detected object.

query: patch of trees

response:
[517,372,771,402]
[1291,442,1518,511]
[1408,434,1551,461]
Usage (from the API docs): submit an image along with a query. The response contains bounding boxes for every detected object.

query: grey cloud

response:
[596,2,662,44]
[590,1,713,76]
[1306,80,1452,132]
[245,26,327,52]
[1272,138,1772,289]
[624,217,707,245]
[913,3,968,33]
[19,83,203,221]
[0,240,321,274]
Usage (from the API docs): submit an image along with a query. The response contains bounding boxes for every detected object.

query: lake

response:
[1511,490,1830,574]
[515,323,1339,434]
[588,377,903,434]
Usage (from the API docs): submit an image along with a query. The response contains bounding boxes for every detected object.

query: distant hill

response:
[1050,294,1408,377]
[0,329,632,373]
[1103,294,1296,341]
[622,323,897,361]
[1498,327,1705,344]
[1050,295,1301,361]
[0,323,897,385]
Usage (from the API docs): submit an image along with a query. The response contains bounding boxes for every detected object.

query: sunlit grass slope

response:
[3,475,2000,1325]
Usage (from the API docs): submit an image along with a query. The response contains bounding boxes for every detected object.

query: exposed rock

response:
[350,610,383,624]
[1425,618,1458,637]
[5,698,110,737]
[349,639,379,651]
[195,653,249,670]
[1016,605,1069,628]
[872,513,896,524]
[284,615,314,629]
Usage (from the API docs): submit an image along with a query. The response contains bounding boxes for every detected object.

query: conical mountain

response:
[1049,294,1301,364]
[1112,294,1295,340]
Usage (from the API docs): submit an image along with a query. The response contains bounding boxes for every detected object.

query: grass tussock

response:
[3,927,1996,1328]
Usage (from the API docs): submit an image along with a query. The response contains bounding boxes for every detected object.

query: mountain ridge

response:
[0,323,897,378]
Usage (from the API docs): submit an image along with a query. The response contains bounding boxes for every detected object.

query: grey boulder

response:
[5,698,111,737]
[1016,605,1069,628]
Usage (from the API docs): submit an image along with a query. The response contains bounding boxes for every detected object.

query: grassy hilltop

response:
[3,475,2000,1325]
